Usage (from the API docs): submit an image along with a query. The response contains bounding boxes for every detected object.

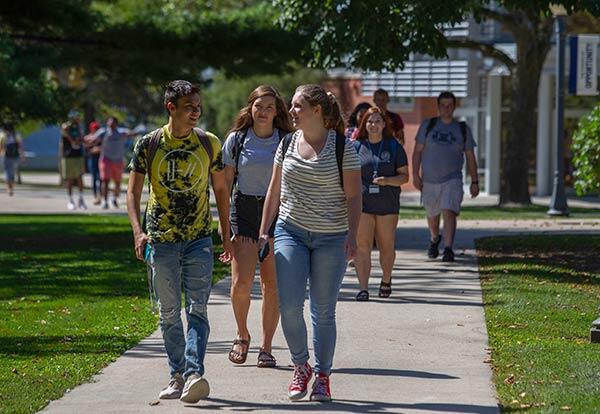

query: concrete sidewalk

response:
[39,219,597,414]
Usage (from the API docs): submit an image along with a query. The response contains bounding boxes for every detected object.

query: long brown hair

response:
[295,84,345,136]
[355,107,394,141]
[230,85,293,134]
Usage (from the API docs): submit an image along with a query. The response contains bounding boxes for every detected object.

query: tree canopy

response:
[274,0,599,204]
[0,0,307,125]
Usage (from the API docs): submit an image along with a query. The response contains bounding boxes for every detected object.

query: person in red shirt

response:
[373,88,405,144]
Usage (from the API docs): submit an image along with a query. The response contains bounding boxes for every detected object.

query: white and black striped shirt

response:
[274,130,361,233]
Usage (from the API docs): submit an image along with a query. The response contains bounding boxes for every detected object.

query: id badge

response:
[368,185,380,194]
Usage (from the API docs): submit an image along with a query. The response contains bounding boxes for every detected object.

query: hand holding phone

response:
[258,241,270,263]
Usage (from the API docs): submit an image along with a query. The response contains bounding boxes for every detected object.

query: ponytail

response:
[326,92,345,136]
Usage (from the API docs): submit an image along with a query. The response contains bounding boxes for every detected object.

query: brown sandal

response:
[228,337,250,364]
[257,349,277,368]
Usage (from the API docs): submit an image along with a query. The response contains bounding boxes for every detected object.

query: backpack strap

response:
[193,127,213,167]
[281,132,294,159]
[425,117,438,137]
[459,121,467,146]
[146,128,162,182]
[335,133,345,188]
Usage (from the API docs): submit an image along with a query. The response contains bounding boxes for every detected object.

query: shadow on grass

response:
[0,334,146,356]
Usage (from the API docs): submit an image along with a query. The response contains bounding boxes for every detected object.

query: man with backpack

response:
[412,91,479,262]
[126,80,232,404]
[0,125,23,196]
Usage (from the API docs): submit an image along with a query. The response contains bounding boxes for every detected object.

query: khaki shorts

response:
[61,157,84,180]
[422,179,464,217]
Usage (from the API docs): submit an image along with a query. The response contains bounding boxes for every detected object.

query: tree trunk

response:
[499,19,552,205]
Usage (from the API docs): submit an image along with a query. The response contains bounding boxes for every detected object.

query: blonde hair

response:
[295,84,345,135]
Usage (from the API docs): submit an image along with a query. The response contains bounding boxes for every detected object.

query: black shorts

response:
[230,192,276,241]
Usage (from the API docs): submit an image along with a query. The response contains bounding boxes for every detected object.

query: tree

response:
[274,0,600,205]
[572,104,600,196]
[0,0,307,125]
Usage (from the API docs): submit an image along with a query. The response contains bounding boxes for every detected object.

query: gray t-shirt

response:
[222,128,281,196]
[415,118,476,184]
[96,127,129,162]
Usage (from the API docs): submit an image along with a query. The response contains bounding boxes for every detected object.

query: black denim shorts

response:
[230,192,276,241]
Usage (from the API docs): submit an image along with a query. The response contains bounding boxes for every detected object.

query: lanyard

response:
[366,140,384,178]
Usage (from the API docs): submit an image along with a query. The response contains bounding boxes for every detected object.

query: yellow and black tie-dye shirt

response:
[129,126,224,243]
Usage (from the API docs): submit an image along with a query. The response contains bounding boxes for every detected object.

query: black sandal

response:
[378,280,392,298]
[257,349,277,368]
[356,290,369,301]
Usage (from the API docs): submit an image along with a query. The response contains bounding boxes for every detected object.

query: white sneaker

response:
[101,200,109,210]
[78,198,87,210]
[180,373,209,403]
[158,373,184,399]
[67,201,76,210]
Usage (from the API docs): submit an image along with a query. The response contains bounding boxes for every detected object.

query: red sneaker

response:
[310,373,331,402]
[288,362,312,400]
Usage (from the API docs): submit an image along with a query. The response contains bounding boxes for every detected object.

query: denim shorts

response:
[230,191,276,240]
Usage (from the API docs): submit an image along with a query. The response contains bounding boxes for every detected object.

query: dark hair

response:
[107,116,119,124]
[295,84,344,135]
[373,88,389,99]
[355,107,394,141]
[347,102,372,128]
[230,85,293,134]
[164,80,201,114]
[437,91,456,106]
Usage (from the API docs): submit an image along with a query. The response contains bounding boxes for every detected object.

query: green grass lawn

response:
[399,205,600,220]
[477,235,600,413]
[0,215,228,414]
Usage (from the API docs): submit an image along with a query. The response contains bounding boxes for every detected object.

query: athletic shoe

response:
[180,373,209,403]
[288,362,312,401]
[427,235,441,258]
[112,198,119,208]
[67,201,76,210]
[78,198,87,210]
[442,247,455,262]
[101,200,109,210]
[158,373,184,399]
[309,373,331,402]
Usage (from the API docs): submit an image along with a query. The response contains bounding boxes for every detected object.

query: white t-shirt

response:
[274,130,360,233]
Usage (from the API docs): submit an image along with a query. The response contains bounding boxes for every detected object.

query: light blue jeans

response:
[151,236,213,379]
[274,219,347,376]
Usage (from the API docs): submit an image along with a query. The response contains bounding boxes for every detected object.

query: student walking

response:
[222,85,293,368]
[412,91,479,262]
[344,102,371,140]
[373,88,405,144]
[84,120,102,205]
[352,107,409,301]
[126,80,232,404]
[0,125,23,196]
[60,110,86,210]
[259,84,362,402]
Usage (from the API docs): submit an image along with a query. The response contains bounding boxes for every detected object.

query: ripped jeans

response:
[152,236,213,378]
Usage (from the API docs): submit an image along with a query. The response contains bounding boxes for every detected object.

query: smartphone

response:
[144,243,153,263]
[258,242,270,263]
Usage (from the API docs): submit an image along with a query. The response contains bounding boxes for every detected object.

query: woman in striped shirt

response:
[258,84,362,402]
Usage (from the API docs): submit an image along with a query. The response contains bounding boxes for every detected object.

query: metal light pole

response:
[547,13,569,216]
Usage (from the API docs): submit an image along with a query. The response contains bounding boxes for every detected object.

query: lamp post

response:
[547,11,569,216]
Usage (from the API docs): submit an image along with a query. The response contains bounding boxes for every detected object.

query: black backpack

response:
[425,117,468,145]
[280,131,346,187]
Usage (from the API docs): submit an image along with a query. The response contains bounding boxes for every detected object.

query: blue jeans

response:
[151,236,213,378]
[87,154,100,196]
[274,219,347,376]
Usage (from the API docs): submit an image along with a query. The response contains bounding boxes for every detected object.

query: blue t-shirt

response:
[222,128,281,196]
[355,137,408,215]
[415,118,476,184]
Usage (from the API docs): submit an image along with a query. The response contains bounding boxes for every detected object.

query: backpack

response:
[142,127,214,231]
[4,138,19,158]
[230,128,283,193]
[425,117,467,145]
[280,131,346,187]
